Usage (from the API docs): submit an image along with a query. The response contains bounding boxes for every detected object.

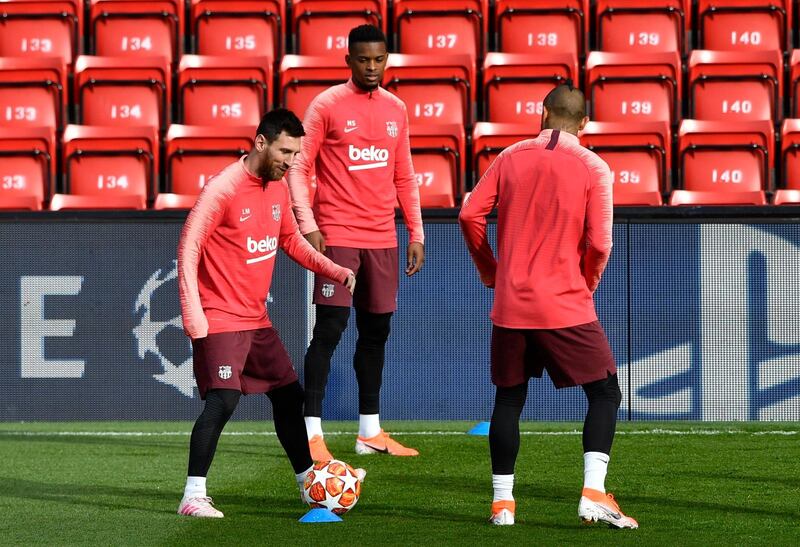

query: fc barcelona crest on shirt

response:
[321,283,335,298]
[272,204,281,221]
[218,365,232,380]
[386,121,398,138]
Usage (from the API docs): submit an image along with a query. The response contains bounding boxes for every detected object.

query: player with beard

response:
[176,108,359,518]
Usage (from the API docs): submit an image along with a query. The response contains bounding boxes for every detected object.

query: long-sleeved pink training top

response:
[459,129,613,330]
[178,157,352,340]
[287,79,424,249]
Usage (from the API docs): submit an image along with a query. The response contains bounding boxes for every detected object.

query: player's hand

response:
[406,242,425,276]
[305,230,326,253]
[344,273,357,295]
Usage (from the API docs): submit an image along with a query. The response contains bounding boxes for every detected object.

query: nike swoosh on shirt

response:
[240,215,251,222]
[344,126,359,133]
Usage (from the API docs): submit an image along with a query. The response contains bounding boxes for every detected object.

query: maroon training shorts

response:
[490,321,617,389]
[191,327,298,399]
[312,246,399,313]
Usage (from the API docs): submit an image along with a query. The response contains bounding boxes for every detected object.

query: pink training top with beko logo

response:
[287,79,424,248]
[178,157,352,340]
[460,129,614,330]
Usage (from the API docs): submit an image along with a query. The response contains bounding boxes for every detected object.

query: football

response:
[302,459,362,515]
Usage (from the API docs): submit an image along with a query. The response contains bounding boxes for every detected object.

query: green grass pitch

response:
[0,421,797,545]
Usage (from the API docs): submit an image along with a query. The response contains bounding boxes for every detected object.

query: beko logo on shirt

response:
[347,144,389,171]
[246,235,278,264]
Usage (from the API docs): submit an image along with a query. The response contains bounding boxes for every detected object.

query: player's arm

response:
[279,187,355,292]
[394,106,424,245]
[393,106,425,275]
[177,182,230,339]
[583,160,614,292]
[458,154,501,288]
[286,95,327,250]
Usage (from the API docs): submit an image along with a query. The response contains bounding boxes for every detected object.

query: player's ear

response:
[540,107,549,131]
[578,116,589,132]
[254,134,266,151]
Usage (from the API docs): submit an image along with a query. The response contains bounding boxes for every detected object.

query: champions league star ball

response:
[303,460,362,515]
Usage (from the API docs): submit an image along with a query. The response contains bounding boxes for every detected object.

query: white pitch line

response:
[0,429,797,437]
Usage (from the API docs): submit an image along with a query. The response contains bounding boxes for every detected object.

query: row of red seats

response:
[2,119,799,210]
[0,49,793,136]
[0,0,793,68]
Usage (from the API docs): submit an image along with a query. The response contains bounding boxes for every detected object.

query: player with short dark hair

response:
[287,24,425,460]
[459,84,638,529]
[176,108,358,518]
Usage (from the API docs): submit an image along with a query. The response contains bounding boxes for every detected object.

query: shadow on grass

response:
[0,476,305,518]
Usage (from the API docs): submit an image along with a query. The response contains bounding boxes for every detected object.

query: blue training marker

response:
[299,508,343,523]
[467,421,491,436]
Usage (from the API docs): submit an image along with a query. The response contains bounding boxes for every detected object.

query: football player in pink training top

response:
[176,109,358,518]
[287,24,425,460]
[460,84,638,529]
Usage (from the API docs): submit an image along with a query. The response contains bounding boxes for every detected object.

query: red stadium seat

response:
[471,122,537,183]
[166,124,253,195]
[88,0,182,62]
[781,119,800,190]
[483,52,578,125]
[672,119,773,205]
[409,124,465,207]
[697,0,789,52]
[393,0,488,60]
[383,54,476,128]
[586,51,681,126]
[595,0,689,54]
[773,189,800,204]
[190,0,283,59]
[0,127,55,210]
[0,57,66,130]
[291,0,386,56]
[580,121,670,205]
[153,192,199,209]
[279,55,351,119]
[790,50,800,117]
[0,0,83,66]
[178,55,272,126]
[494,0,588,56]
[54,125,158,209]
[74,55,170,130]
[689,50,782,123]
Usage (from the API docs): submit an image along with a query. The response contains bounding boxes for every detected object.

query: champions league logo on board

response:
[132,261,196,398]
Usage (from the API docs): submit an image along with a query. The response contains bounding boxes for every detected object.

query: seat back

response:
[781,119,800,190]
[178,55,272,126]
[678,119,773,193]
[595,0,688,54]
[62,125,158,202]
[279,55,351,120]
[393,0,488,60]
[166,124,253,194]
[383,54,475,128]
[471,122,537,182]
[191,0,283,59]
[0,0,83,66]
[689,50,782,122]
[494,0,587,56]
[586,51,681,125]
[75,55,170,129]
[697,0,788,51]
[410,124,465,207]
[0,57,66,130]
[581,121,670,205]
[0,126,55,209]
[89,0,182,62]
[483,52,578,125]
[292,0,386,56]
